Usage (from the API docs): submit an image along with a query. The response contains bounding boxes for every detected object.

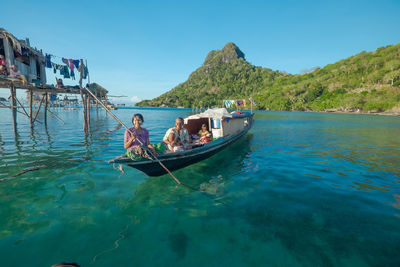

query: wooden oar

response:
[82,87,183,185]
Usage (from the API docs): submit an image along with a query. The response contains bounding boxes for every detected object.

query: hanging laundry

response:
[84,62,89,79]
[224,100,234,108]
[73,60,80,69]
[62,66,70,79]
[85,66,88,79]
[70,68,75,80]
[236,100,244,106]
[59,66,65,76]
[45,54,52,68]
[249,97,257,106]
[51,62,57,73]
[54,63,63,75]
[68,59,75,71]
[62,58,69,66]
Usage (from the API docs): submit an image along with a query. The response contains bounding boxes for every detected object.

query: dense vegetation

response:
[136,42,400,112]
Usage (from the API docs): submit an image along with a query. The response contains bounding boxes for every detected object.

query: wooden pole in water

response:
[44,93,48,124]
[29,89,33,126]
[33,94,45,123]
[80,89,87,133]
[14,96,29,118]
[86,94,90,126]
[10,84,17,130]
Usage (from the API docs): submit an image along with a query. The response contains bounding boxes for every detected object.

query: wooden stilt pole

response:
[44,93,48,124]
[29,89,33,126]
[33,94,45,123]
[10,84,17,130]
[14,95,29,118]
[81,91,88,133]
[86,94,90,126]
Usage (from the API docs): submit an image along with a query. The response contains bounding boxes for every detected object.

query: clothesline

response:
[223,99,246,108]
[47,52,87,61]
[45,53,89,81]
[223,98,257,108]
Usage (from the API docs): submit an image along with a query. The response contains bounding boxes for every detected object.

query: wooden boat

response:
[107,104,118,110]
[109,108,254,176]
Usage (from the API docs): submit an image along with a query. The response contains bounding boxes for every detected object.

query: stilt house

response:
[0,28,46,84]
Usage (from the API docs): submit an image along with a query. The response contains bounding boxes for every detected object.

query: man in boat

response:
[124,113,157,160]
[163,117,190,152]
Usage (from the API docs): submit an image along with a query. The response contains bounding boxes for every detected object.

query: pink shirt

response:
[124,127,149,151]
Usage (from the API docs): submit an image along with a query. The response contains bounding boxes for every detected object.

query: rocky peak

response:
[203,42,246,66]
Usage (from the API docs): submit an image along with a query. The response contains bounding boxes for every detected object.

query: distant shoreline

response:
[134,105,400,116]
[304,110,400,116]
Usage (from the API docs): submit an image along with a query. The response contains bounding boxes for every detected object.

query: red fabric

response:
[62,58,69,65]
[68,59,75,71]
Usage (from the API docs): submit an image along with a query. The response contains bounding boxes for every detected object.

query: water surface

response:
[0,108,399,266]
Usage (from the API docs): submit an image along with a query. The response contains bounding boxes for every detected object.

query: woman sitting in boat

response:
[163,117,190,152]
[124,113,157,160]
[198,123,211,143]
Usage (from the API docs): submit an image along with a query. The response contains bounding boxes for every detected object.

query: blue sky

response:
[1,0,400,103]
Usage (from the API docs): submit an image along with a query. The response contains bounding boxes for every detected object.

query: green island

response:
[136,42,400,114]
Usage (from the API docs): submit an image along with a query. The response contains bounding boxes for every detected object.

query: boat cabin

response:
[184,108,250,141]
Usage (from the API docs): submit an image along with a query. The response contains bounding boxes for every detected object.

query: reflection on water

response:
[0,109,399,266]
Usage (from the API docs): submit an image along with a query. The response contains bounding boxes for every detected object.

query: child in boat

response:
[124,113,157,160]
[198,123,211,143]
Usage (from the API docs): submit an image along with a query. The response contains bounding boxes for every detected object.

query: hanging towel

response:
[70,68,75,80]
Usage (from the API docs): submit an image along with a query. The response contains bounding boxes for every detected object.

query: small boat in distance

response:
[106,103,118,110]
[109,108,254,176]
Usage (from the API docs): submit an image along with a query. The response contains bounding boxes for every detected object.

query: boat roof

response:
[185,108,252,121]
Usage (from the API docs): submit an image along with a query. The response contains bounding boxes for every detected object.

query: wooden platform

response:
[0,77,82,94]
[0,77,107,133]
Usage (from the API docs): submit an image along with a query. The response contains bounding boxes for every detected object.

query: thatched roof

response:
[0,28,43,58]
[88,83,108,95]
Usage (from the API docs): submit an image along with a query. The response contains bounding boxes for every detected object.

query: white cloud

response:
[130,96,141,103]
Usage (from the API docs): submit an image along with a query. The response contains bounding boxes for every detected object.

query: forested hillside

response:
[136,42,400,113]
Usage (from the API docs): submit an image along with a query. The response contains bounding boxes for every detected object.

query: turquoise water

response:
[0,107,399,266]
